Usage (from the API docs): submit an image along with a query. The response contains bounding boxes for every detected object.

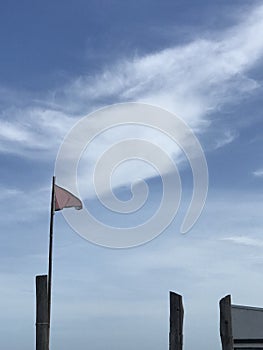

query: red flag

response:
[54,184,82,211]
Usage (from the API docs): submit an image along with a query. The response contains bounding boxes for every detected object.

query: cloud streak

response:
[64,4,263,121]
[221,236,263,248]
[253,169,263,178]
[1,4,263,162]
[0,186,50,223]
[0,107,76,158]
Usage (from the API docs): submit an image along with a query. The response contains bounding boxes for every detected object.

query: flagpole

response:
[48,175,55,340]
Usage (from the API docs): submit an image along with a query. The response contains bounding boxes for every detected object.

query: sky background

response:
[1,1,263,349]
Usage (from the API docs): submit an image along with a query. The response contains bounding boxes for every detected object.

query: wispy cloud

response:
[221,236,263,247]
[253,169,263,178]
[0,186,50,223]
[1,4,263,170]
[0,107,76,158]
[63,4,263,120]
[0,187,23,199]
[214,129,238,149]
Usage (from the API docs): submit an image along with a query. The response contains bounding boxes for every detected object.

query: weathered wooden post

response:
[169,291,184,350]
[220,295,234,350]
[36,275,49,350]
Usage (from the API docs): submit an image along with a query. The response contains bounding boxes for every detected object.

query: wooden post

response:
[169,291,184,350]
[220,295,234,350]
[36,275,49,350]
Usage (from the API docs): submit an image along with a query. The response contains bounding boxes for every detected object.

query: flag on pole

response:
[54,184,82,211]
[47,178,82,349]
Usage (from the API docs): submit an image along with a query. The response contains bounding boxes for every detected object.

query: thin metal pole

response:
[47,176,55,339]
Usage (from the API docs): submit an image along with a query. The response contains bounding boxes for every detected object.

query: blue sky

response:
[1,1,263,349]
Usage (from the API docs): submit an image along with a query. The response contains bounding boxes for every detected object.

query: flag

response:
[54,184,82,211]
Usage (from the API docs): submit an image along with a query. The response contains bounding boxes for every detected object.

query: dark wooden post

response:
[36,275,49,350]
[169,291,184,350]
[220,295,234,350]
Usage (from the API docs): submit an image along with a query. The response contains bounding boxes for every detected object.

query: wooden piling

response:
[220,295,233,350]
[169,291,184,350]
[36,275,49,350]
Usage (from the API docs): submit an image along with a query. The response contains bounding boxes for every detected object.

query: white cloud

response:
[64,4,263,122]
[0,107,77,158]
[0,187,23,199]
[0,186,50,223]
[253,169,263,177]
[1,3,263,190]
[220,236,263,247]
[214,129,238,149]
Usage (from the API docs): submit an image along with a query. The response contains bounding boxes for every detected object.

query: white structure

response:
[232,304,263,349]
